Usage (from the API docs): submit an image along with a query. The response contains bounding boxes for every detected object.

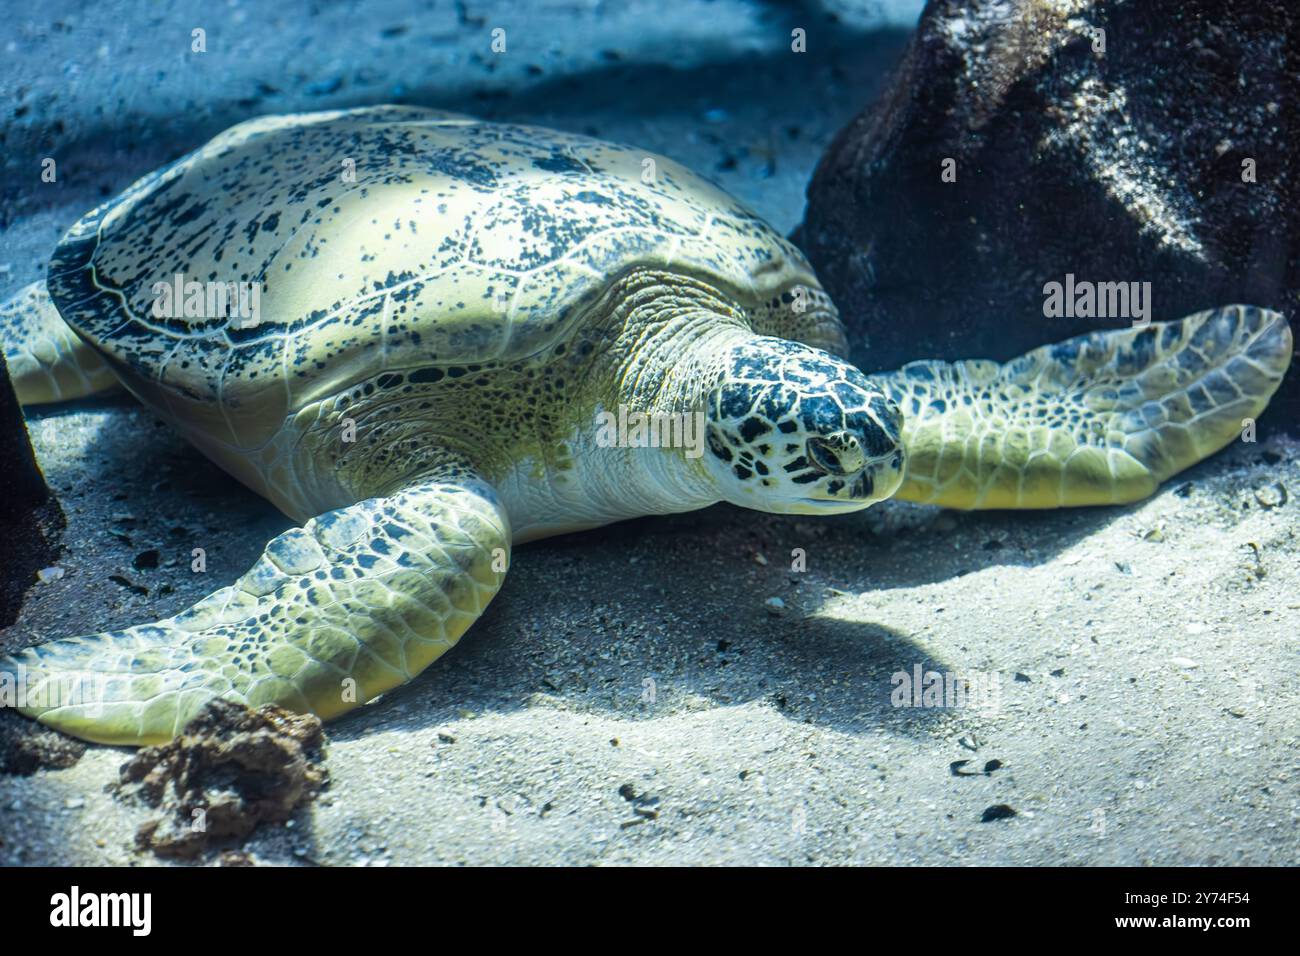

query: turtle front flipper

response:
[871,306,1293,509]
[1,475,510,745]
[0,281,119,404]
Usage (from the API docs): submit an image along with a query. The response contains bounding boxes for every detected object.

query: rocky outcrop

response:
[799,0,1299,429]
[114,700,328,860]
[0,355,61,626]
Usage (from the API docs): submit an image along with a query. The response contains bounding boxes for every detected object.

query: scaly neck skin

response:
[593,273,757,513]
[501,272,756,538]
[322,270,757,539]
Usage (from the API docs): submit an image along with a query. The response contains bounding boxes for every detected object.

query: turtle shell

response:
[47,105,819,449]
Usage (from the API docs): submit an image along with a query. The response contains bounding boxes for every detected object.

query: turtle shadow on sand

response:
[324,495,1134,744]
[328,579,962,744]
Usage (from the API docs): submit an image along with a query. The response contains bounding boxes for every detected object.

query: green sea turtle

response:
[0,105,1291,745]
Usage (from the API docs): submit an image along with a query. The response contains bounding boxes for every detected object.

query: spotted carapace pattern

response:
[46,107,832,489]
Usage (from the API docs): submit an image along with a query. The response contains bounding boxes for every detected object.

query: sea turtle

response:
[0,105,1290,745]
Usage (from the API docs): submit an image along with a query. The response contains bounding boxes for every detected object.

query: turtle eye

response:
[806,436,844,475]
[805,433,865,476]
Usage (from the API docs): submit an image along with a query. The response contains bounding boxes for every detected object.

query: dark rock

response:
[800,0,1300,431]
[107,573,148,596]
[0,708,85,775]
[980,803,1018,822]
[113,699,327,860]
[131,548,161,571]
[0,354,62,626]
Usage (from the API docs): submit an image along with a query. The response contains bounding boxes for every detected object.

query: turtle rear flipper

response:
[872,305,1293,509]
[0,281,119,404]
[1,474,510,745]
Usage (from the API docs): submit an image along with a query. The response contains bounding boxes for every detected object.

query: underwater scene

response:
[0,0,1294,896]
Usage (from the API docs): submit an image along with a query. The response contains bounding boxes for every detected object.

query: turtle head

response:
[702,337,905,515]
